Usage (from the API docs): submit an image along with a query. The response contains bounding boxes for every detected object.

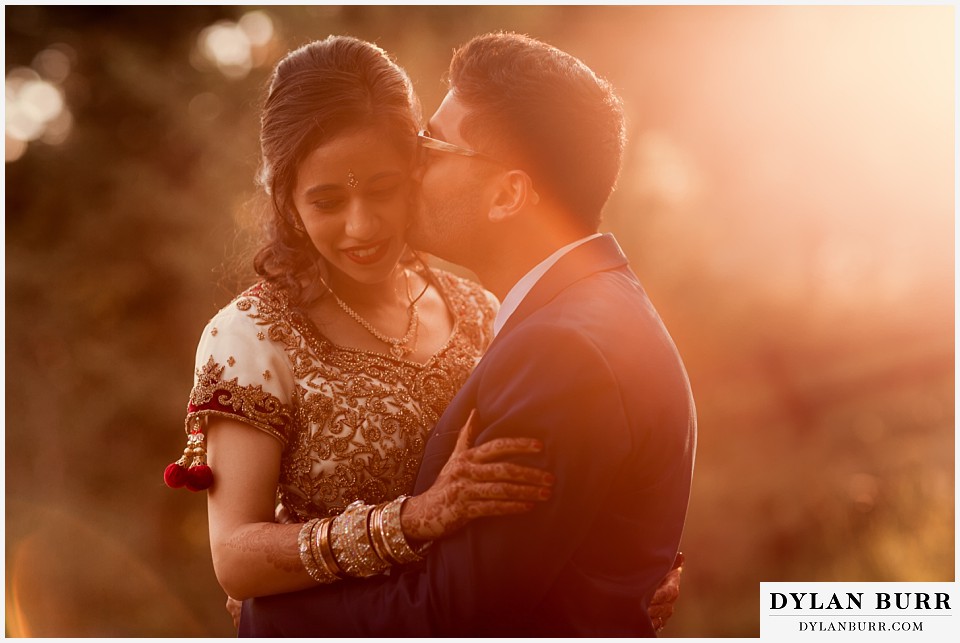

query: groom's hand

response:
[649,552,684,632]
[226,596,243,629]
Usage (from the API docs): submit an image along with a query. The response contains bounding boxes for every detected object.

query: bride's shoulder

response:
[201,281,291,336]
[429,268,500,315]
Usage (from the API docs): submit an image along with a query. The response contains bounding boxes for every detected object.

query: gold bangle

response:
[297,517,317,574]
[331,501,389,578]
[334,503,363,573]
[367,503,396,565]
[352,502,389,576]
[314,517,344,579]
[380,496,427,564]
[298,518,337,584]
[308,517,325,579]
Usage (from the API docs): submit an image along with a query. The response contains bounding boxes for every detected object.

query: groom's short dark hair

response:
[448,32,626,231]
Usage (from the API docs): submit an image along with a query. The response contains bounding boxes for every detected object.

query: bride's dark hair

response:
[254,35,421,306]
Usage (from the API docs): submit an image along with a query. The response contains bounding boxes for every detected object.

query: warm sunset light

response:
[5,5,953,638]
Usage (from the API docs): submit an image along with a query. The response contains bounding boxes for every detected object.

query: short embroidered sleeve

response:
[186,294,296,446]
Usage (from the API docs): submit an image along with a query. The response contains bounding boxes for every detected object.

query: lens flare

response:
[8,504,208,636]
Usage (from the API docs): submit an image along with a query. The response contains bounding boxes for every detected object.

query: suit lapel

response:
[492,233,630,344]
[414,234,632,493]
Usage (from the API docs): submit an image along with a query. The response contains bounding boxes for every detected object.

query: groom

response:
[241,32,696,637]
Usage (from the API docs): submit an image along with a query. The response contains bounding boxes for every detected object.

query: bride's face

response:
[291,128,412,287]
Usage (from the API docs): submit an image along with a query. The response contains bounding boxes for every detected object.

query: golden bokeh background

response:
[5,5,954,637]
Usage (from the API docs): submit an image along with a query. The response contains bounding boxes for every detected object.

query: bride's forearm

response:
[212,521,315,600]
[212,500,422,601]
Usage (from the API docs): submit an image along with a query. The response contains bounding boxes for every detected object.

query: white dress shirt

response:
[492,233,603,337]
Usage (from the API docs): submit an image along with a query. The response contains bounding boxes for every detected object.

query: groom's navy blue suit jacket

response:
[241,233,696,637]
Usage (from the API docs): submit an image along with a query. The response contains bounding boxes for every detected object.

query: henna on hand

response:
[401,410,554,542]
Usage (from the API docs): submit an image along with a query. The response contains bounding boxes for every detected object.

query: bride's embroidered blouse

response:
[185,270,497,521]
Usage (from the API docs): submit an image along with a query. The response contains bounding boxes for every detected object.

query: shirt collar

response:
[493,233,603,337]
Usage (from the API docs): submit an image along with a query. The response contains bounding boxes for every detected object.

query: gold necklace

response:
[321,270,421,359]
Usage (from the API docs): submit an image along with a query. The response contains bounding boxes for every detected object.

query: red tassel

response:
[186,464,213,491]
[164,462,190,488]
[166,421,213,491]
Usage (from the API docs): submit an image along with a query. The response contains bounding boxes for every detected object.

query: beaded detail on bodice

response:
[185,270,497,520]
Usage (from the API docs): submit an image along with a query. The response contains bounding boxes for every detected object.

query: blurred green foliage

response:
[5,5,953,637]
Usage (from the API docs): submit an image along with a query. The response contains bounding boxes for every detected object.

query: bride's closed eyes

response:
[306,173,408,214]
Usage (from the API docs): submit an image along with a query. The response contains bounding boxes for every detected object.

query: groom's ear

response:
[488,170,540,223]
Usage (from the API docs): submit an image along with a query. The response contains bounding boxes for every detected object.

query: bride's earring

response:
[288,211,306,233]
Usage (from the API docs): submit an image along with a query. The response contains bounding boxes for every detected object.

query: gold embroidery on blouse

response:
[211,327,218,336]
[188,356,293,444]
[263,370,271,381]
[188,271,496,522]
